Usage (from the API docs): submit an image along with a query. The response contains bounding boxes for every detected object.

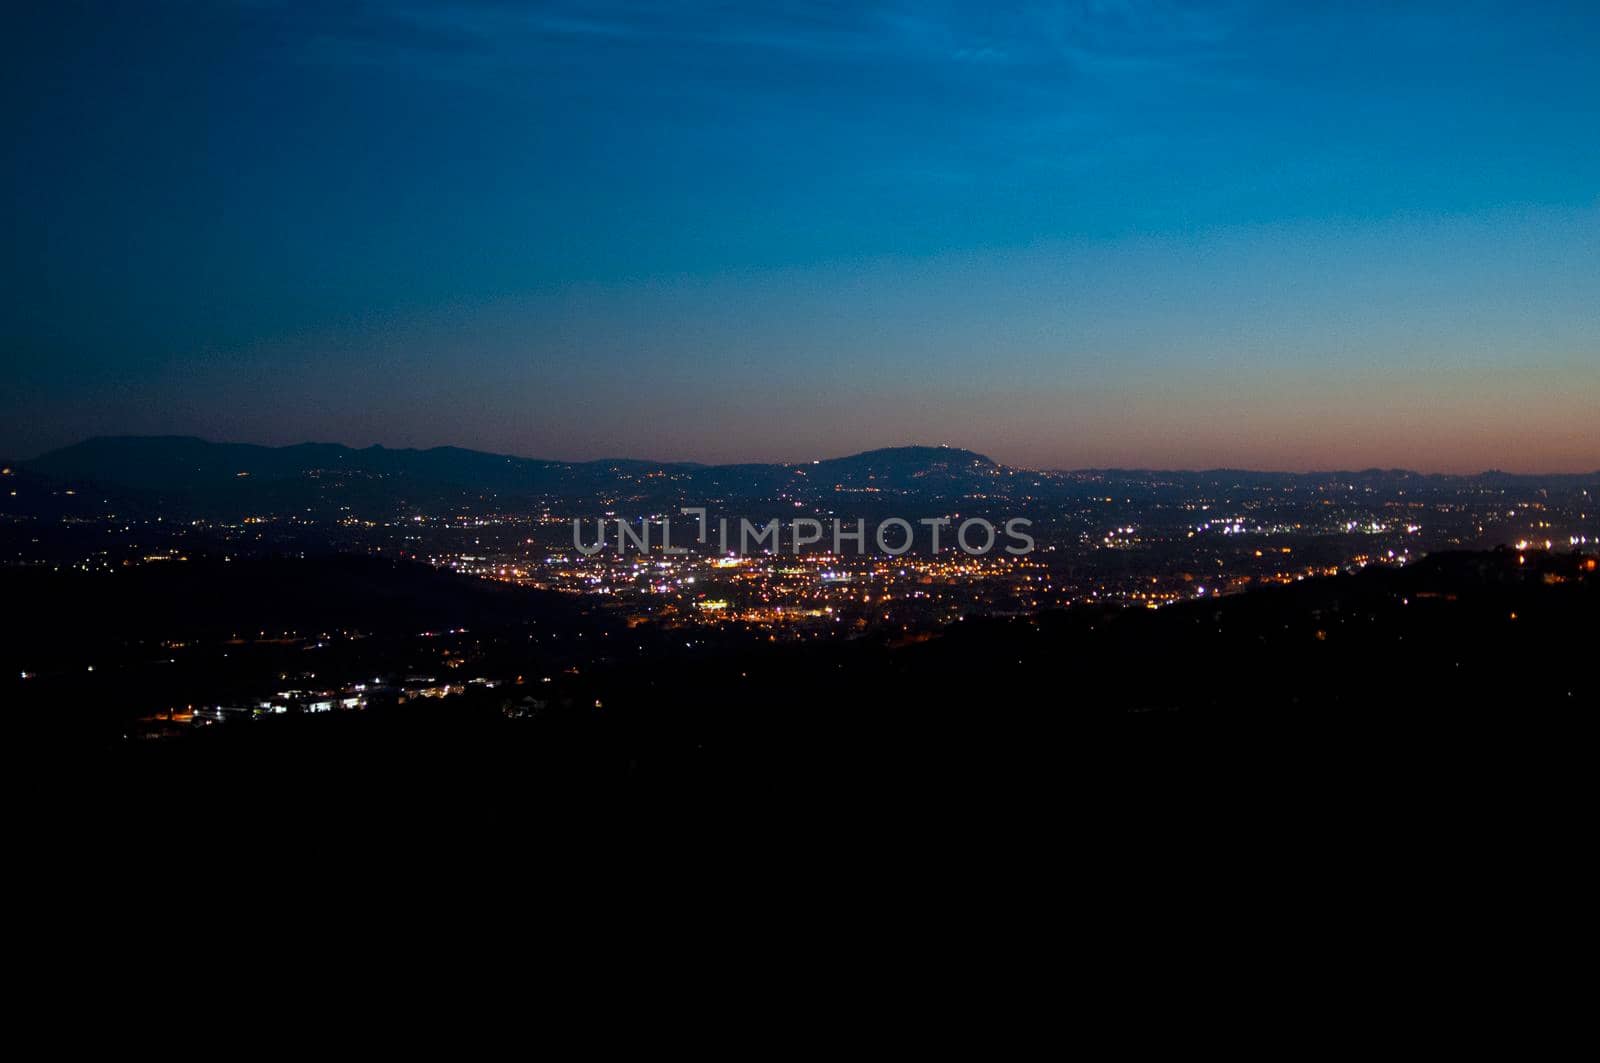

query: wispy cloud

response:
[242,0,1257,194]
[253,0,1251,81]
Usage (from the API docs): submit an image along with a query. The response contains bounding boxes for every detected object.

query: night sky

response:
[4,2,1597,471]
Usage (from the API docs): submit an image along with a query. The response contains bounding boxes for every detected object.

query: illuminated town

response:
[10,454,1588,628]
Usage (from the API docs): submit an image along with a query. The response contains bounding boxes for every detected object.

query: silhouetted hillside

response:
[20,437,1020,515]
[60,548,1598,797]
[0,554,588,660]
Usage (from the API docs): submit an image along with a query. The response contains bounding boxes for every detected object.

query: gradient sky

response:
[4,1,1597,471]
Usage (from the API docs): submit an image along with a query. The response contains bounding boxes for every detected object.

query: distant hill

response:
[813,445,997,481]
[25,435,629,493]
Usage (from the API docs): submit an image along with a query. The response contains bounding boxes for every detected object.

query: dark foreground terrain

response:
[9,548,1593,811]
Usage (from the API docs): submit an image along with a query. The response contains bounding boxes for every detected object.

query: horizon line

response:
[22,433,1600,480]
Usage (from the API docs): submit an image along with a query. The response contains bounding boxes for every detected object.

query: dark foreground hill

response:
[24,548,1594,808]
[0,554,587,654]
[3,555,611,750]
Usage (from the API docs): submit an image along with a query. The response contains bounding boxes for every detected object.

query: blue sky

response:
[4,1,1597,469]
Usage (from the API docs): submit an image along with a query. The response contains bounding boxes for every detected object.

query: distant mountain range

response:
[22,435,1002,490]
[13,436,1010,516]
[9,435,1597,519]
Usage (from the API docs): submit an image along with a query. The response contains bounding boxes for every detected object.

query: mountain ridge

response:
[29,435,992,468]
[14,436,1009,516]
[21,435,1597,482]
